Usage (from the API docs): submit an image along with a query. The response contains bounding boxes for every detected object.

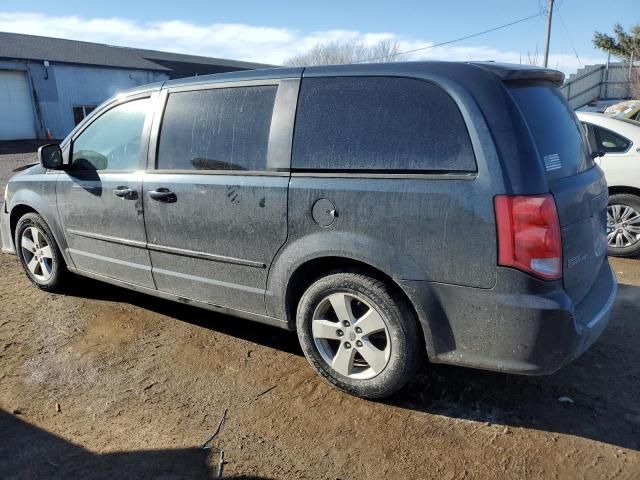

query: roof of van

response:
[156,61,565,90]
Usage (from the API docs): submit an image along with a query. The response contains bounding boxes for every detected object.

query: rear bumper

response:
[399,261,617,375]
[0,204,15,254]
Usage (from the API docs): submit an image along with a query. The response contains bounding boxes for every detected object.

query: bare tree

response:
[367,39,403,63]
[284,39,402,66]
[524,46,540,66]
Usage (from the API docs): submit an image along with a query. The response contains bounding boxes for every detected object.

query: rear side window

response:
[509,84,593,179]
[292,77,476,172]
[589,124,631,153]
[157,85,277,171]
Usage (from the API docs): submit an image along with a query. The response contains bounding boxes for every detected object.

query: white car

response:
[576,111,640,257]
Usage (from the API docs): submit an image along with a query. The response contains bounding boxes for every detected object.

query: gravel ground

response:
[0,146,639,479]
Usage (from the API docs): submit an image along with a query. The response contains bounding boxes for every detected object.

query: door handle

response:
[147,188,177,203]
[112,186,137,200]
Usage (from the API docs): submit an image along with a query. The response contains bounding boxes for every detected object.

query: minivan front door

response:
[57,96,155,288]
[142,81,296,314]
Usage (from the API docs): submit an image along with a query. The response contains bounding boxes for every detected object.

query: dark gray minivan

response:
[1,62,617,398]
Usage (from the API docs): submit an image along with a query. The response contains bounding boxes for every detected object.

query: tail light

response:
[494,194,562,280]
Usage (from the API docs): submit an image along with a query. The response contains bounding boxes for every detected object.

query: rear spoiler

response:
[468,62,565,86]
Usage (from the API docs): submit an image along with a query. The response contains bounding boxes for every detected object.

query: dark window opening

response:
[72,105,97,126]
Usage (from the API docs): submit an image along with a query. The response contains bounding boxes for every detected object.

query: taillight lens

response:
[494,194,562,280]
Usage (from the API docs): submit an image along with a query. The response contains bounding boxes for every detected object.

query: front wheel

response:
[15,212,67,291]
[296,272,420,399]
[607,194,640,258]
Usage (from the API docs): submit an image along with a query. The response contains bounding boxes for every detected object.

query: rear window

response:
[509,84,593,179]
[292,76,476,172]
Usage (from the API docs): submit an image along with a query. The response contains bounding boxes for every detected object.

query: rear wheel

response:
[607,194,640,257]
[296,272,420,399]
[15,213,67,291]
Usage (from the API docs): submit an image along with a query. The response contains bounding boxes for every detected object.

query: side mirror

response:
[591,150,605,159]
[38,144,63,170]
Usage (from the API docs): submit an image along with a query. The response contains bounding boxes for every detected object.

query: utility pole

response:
[542,0,554,67]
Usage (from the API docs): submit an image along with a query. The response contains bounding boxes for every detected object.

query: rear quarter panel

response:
[266,67,516,321]
[266,175,497,320]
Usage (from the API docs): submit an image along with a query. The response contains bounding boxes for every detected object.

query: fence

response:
[561,63,639,109]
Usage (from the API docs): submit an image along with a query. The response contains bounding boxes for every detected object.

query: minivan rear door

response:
[509,84,608,305]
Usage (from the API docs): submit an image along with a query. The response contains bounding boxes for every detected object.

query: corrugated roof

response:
[0,31,271,72]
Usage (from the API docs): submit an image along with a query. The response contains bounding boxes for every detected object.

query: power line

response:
[360,12,546,63]
[557,6,581,67]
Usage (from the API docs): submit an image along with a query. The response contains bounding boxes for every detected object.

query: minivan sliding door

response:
[142,78,299,314]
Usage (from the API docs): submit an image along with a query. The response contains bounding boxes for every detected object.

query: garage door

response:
[0,70,37,140]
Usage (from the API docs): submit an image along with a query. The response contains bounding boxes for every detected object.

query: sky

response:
[0,0,638,75]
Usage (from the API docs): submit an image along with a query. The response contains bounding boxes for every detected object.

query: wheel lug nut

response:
[344,342,351,349]
[342,321,350,327]
[336,329,344,337]
[356,340,363,347]
[355,327,362,334]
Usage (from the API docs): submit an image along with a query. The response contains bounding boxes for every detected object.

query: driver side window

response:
[71,98,150,171]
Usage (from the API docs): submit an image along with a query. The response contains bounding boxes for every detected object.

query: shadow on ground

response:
[64,276,640,452]
[64,274,304,357]
[0,410,268,480]
[397,284,640,451]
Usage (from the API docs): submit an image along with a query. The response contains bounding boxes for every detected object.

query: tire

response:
[14,212,67,291]
[607,193,640,258]
[296,272,420,399]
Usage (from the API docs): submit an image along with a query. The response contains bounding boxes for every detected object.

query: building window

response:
[73,105,97,126]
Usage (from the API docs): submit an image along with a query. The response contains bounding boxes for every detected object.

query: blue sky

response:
[0,0,638,74]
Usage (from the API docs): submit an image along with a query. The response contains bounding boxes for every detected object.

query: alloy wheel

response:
[20,226,54,282]
[607,204,640,248]
[311,292,391,380]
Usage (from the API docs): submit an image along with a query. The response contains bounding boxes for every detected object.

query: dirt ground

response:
[0,147,639,479]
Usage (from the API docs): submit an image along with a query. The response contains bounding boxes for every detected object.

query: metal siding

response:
[31,63,168,138]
